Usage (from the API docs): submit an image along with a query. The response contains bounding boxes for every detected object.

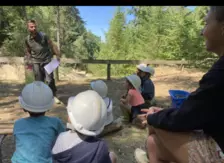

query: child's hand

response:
[121,94,126,98]
[149,107,163,113]
[122,92,128,98]
[137,114,148,126]
[120,98,125,103]
[141,108,154,117]
[139,107,162,126]
[141,107,162,117]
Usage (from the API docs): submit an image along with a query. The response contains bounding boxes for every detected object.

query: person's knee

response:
[109,151,117,163]
[147,135,157,152]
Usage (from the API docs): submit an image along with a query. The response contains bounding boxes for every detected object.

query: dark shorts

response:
[130,103,148,122]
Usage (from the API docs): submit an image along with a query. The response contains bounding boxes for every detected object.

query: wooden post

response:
[181,64,184,71]
[55,6,60,81]
[107,63,111,80]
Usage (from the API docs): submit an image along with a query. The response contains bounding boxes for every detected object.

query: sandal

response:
[134,148,149,163]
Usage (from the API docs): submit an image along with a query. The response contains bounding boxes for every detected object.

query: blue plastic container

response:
[168,90,190,109]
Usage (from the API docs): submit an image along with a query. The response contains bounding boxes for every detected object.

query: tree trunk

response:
[22,6,28,21]
[55,6,60,81]
[0,7,3,28]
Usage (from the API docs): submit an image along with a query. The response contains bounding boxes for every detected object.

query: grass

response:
[25,70,35,84]
[87,64,137,78]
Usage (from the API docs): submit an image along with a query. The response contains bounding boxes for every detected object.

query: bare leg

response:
[143,126,221,163]
[147,135,170,163]
[109,152,117,163]
[146,126,190,163]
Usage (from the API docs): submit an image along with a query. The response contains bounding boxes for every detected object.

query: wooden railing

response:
[0,57,190,80]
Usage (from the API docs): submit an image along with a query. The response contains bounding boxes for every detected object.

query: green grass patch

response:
[25,70,35,84]
[87,64,137,78]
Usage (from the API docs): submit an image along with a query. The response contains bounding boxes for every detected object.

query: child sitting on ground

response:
[11,81,65,163]
[52,90,117,163]
[136,64,155,107]
[90,80,114,126]
[120,74,146,128]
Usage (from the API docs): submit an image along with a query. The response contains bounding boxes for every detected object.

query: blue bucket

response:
[168,90,190,109]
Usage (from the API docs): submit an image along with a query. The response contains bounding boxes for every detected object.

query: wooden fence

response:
[0,57,190,80]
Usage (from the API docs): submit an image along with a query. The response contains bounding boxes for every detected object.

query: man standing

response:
[25,19,61,104]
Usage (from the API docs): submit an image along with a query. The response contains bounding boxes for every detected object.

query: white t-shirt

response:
[103,97,113,126]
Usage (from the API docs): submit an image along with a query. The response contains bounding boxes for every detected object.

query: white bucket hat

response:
[137,64,155,76]
[18,81,54,113]
[126,74,141,91]
[137,63,147,72]
[90,80,114,126]
[67,90,107,136]
[90,80,108,98]
[147,66,155,76]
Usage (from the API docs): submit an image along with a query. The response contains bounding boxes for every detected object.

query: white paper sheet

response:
[44,59,60,74]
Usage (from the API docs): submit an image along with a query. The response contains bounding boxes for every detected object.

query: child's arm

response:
[57,119,66,135]
[121,90,128,98]
[120,93,132,104]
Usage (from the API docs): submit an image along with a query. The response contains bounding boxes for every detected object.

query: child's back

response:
[120,75,146,125]
[12,116,65,163]
[52,90,117,163]
[103,97,113,126]
[136,64,155,106]
[11,81,65,163]
[90,80,114,126]
[128,89,144,107]
[52,130,112,163]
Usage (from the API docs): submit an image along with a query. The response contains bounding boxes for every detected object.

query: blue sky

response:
[77,6,196,41]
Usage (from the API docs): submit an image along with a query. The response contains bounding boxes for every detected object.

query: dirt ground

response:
[0,64,204,163]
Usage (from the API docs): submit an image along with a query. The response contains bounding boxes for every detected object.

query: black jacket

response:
[52,136,112,163]
[141,76,155,101]
[147,56,224,152]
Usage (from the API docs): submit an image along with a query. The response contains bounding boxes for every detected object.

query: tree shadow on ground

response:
[0,81,24,96]
[0,81,25,109]
[56,75,197,118]
[155,96,172,108]
[0,100,18,108]
[0,74,199,115]
[0,74,200,163]
[153,75,199,89]
[56,78,126,119]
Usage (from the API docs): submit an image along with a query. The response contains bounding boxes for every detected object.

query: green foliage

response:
[25,70,35,84]
[0,6,216,77]
[0,6,100,61]
[94,6,214,76]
